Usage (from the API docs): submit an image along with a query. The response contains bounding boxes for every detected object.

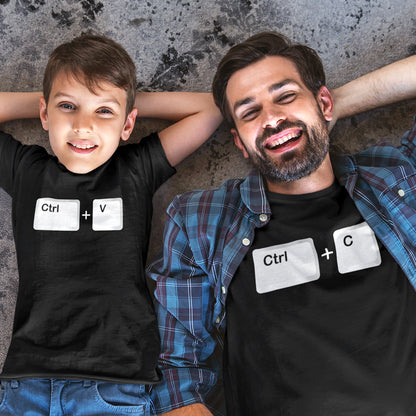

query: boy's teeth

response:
[72,143,95,149]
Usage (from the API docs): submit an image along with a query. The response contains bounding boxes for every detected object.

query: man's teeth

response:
[267,132,301,149]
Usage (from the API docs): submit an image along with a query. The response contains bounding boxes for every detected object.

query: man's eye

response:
[279,93,296,103]
[242,109,258,120]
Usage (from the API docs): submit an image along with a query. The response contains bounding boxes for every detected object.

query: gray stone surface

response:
[0,0,415,389]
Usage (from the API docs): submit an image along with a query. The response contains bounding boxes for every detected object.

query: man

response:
[148,32,416,415]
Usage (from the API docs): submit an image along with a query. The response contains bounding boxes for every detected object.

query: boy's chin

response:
[59,160,99,174]
[57,153,113,174]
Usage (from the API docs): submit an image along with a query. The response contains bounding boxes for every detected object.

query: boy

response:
[0,34,222,415]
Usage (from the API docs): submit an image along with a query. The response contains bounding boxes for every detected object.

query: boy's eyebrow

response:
[233,79,301,113]
[52,92,123,107]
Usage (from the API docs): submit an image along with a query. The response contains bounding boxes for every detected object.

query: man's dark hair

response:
[212,31,326,126]
[43,34,137,116]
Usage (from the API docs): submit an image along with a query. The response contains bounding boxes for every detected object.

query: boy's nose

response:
[73,113,92,133]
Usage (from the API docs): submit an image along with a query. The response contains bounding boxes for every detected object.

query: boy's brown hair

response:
[43,34,137,115]
[212,31,326,127]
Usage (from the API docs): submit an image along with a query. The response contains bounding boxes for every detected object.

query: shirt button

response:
[259,214,268,222]
[242,238,251,246]
[215,316,221,324]
[221,286,226,294]
[398,189,405,197]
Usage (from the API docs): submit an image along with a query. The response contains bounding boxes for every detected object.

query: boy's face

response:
[40,71,137,174]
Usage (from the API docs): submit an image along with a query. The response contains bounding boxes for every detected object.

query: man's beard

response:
[242,111,330,184]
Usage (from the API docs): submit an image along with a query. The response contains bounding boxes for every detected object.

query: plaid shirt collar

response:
[240,169,272,216]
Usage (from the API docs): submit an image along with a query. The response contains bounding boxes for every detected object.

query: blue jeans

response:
[0,379,153,415]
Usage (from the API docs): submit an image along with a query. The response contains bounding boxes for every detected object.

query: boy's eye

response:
[97,108,113,115]
[59,103,75,111]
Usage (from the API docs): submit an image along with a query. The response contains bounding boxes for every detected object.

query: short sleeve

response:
[118,132,176,195]
[0,131,24,195]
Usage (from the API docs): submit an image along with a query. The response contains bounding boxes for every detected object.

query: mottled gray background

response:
[0,0,415,393]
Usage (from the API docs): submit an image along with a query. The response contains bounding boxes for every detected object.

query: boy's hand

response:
[0,92,42,124]
[135,92,223,167]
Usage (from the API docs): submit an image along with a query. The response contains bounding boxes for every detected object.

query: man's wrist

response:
[161,403,214,415]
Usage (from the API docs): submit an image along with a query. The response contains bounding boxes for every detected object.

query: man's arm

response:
[135,92,223,167]
[330,55,416,127]
[0,92,42,124]
[147,195,220,415]
[161,403,214,415]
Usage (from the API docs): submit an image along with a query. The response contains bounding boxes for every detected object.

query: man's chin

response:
[258,153,328,183]
[262,169,312,184]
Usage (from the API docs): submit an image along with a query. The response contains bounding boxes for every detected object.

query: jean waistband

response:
[0,379,95,389]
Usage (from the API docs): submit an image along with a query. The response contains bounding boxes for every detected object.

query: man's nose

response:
[262,107,285,129]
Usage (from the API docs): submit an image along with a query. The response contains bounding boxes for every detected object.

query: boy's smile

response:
[40,71,137,174]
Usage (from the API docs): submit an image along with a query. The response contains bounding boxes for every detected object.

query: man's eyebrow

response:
[233,79,301,113]
[269,79,301,93]
[233,97,255,113]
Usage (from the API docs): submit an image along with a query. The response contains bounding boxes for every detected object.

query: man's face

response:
[226,56,333,189]
[40,71,137,174]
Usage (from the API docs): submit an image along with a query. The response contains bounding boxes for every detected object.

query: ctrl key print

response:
[253,238,320,293]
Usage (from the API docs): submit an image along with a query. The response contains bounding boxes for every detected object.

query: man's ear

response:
[231,128,249,159]
[317,86,334,122]
[121,107,138,142]
[39,97,49,131]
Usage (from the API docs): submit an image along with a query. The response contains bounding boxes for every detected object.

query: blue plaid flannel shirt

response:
[148,116,416,414]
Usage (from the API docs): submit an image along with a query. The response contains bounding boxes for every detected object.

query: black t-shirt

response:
[225,181,416,415]
[0,131,175,383]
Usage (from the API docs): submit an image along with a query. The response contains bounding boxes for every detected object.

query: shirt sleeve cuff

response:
[151,367,217,414]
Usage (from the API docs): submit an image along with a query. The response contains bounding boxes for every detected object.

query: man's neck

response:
[265,155,335,195]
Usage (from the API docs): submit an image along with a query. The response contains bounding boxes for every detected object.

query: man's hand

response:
[162,403,214,415]
[330,55,416,124]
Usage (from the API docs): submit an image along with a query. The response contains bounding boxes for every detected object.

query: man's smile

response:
[263,127,303,152]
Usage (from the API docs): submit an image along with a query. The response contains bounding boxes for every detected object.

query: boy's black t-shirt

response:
[0,131,175,383]
[225,181,416,415]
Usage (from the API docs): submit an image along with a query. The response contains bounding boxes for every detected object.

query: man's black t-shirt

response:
[0,131,175,383]
[225,182,416,415]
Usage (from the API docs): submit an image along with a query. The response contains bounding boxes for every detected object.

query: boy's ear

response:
[232,128,249,159]
[39,97,49,131]
[317,86,334,122]
[121,107,138,142]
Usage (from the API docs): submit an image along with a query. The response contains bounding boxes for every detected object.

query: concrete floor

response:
[0,0,415,406]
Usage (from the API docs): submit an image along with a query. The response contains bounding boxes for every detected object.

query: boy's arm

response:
[135,92,223,167]
[330,55,416,129]
[0,92,42,124]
